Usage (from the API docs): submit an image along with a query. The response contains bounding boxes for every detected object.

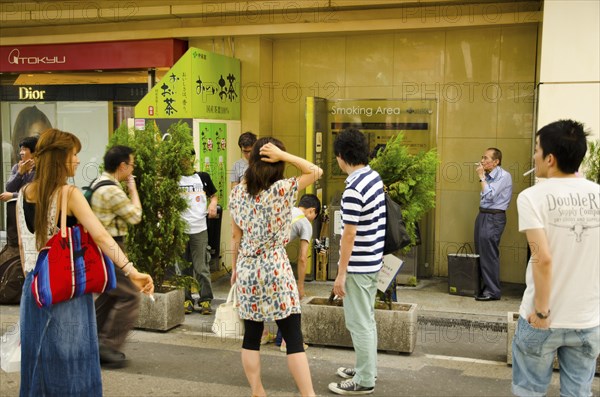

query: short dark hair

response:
[104,145,135,173]
[299,194,321,217]
[333,128,369,166]
[245,137,286,196]
[536,119,588,174]
[487,147,502,166]
[19,135,39,153]
[238,131,257,148]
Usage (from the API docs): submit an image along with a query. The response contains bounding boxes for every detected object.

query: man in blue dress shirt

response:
[474,147,513,301]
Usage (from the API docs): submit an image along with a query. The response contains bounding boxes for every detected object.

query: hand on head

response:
[259,142,284,163]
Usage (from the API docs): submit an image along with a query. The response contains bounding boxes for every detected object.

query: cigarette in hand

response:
[523,167,535,176]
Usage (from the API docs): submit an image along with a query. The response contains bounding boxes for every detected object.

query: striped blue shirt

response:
[341,165,386,273]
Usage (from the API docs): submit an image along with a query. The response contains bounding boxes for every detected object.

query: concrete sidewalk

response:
[194,274,523,328]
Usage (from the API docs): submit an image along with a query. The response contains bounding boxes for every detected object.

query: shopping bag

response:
[447,243,481,296]
[211,284,244,339]
[1,323,21,373]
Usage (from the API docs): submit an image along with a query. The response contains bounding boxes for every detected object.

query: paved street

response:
[1,277,599,396]
[1,322,593,397]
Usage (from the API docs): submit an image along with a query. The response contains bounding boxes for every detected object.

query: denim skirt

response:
[20,272,102,397]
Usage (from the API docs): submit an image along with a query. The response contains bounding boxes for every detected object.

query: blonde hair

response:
[32,129,81,250]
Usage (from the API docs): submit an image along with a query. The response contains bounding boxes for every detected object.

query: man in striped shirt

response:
[329,128,386,396]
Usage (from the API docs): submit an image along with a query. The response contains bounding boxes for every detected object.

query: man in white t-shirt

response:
[180,150,218,315]
[512,119,600,397]
[230,131,256,189]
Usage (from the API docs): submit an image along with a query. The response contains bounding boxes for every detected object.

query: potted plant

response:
[301,295,418,354]
[108,121,194,331]
[368,132,439,304]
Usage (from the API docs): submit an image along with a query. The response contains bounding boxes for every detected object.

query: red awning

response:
[0,39,187,73]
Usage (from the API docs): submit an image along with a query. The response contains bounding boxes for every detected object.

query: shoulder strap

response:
[92,179,118,192]
[60,185,69,238]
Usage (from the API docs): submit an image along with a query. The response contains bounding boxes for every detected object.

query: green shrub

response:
[583,140,600,184]
[109,121,193,290]
[370,132,439,253]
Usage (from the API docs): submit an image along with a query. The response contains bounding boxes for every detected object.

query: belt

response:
[479,208,505,214]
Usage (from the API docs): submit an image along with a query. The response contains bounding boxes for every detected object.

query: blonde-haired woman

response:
[17,128,154,396]
[229,137,322,397]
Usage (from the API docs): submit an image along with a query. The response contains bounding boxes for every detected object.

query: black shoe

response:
[328,380,374,395]
[99,345,128,369]
[475,295,500,301]
[337,367,377,381]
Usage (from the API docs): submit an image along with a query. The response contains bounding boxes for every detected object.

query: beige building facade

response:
[2,1,598,283]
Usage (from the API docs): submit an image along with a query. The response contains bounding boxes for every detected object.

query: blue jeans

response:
[343,273,378,388]
[20,272,102,397]
[512,316,600,397]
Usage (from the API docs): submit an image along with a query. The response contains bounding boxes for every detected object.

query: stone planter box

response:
[301,297,418,354]
[507,312,599,374]
[135,288,185,332]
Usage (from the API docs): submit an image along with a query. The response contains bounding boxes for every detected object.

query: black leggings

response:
[243,314,304,354]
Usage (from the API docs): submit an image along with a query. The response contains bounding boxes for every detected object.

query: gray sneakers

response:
[328,379,374,395]
[337,367,356,379]
[330,367,377,395]
[336,367,377,380]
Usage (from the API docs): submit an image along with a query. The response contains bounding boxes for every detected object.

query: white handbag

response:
[212,284,245,339]
[0,324,21,373]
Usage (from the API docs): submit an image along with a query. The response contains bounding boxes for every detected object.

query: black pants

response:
[474,211,506,299]
[95,239,140,351]
[243,314,305,355]
[5,201,18,247]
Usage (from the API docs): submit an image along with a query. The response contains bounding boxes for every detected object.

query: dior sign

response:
[19,87,46,100]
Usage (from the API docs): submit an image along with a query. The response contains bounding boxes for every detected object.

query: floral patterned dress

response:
[229,177,300,322]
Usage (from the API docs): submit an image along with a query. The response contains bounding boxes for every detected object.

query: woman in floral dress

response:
[229,137,322,397]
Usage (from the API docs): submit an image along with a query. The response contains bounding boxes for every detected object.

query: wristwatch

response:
[535,309,550,319]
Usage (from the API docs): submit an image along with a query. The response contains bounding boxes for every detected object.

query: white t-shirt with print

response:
[179,174,209,234]
[517,177,600,329]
